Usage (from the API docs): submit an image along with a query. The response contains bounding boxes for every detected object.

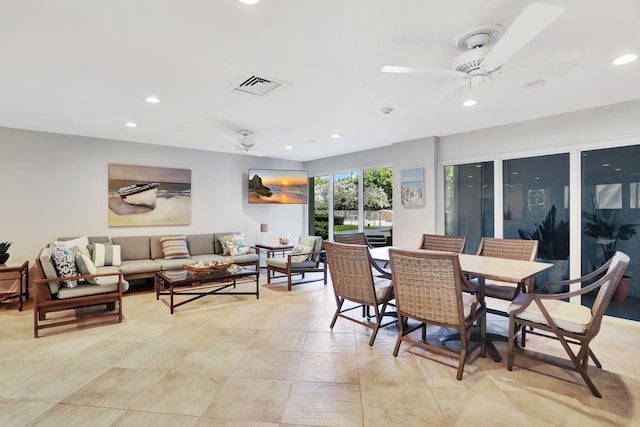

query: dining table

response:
[368,246,553,362]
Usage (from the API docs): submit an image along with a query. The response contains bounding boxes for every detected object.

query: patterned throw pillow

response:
[75,253,98,285]
[291,244,313,262]
[88,243,122,267]
[225,234,251,256]
[51,235,91,258]
[218,233,240,256]
[161,235,190,260]
[51,244,79,288]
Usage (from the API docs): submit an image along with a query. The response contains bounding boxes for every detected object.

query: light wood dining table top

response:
[369,246,553,290]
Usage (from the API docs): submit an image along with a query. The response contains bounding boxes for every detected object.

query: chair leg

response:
[266,268,272,284]
[393,314,406,356]
[507,318,517,371]
[589,348,602,369]
[330,298,344,329]
[456,346,467,380]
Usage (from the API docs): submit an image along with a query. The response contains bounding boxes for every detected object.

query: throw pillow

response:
[299,236,319,251]
[161,235,190,260]
[226,234,251,256]
[51,235,91,258]
[51,244,79,288]
[75,253,98,285]
[291,243,313,262]
[88,243,122,267]
[218,233,241,256]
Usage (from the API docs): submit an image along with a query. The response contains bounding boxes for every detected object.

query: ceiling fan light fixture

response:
[145,96,160,104]
[462,99,478,107]
[124,122,137,128]
[285,145,293,150]
[612,54,637,66]
[330,133,342,139]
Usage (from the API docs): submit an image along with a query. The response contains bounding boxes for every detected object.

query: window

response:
[333,171,359,236]
[364,167,393,243]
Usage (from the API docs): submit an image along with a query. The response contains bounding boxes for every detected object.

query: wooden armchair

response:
[266,236,327,291]
[34,247,127,337]
[507,251,630,397]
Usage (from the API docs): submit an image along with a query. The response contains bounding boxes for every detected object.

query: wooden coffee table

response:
[155,266,259,314]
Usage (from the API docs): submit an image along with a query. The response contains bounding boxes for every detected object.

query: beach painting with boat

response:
[248,169,308,204]
[108,164,191,226]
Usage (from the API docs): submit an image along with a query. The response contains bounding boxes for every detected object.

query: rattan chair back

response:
[334,232,371,247]
[477,237,538,262]
[389,248,486,380]
[419,234,466,253]
[325,241,378,306]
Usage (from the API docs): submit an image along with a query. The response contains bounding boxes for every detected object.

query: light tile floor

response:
[1,274,639,426]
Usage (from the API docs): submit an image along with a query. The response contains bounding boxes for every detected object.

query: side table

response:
[0,260,29,311]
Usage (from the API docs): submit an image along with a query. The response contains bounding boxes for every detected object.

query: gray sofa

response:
[33,232,259,337]
[50,232,260,282]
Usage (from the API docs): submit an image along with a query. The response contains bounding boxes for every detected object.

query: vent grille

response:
[234,75,281,96]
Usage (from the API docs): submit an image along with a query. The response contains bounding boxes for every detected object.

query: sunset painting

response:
[248,169,308,204]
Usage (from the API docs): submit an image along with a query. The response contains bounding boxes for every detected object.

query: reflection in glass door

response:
[444,161,494,254]
[581,145,640,321]
[503,154,570,290]
[311,175,329,239]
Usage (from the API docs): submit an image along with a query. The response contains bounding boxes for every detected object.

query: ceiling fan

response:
[235,130,256,152]
[381,2,565,102]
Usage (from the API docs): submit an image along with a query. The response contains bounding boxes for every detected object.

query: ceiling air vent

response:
[234,75,281,96]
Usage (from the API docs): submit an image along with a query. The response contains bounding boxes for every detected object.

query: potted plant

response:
[0,241,12,264]
[519,205,569,291]
[582,209,637,301]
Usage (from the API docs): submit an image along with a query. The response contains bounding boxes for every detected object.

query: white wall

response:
[391,136,437,248]
[0,127,304,269]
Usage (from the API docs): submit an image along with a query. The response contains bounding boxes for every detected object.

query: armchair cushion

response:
[266,258,317,269]
[508,293,591,334]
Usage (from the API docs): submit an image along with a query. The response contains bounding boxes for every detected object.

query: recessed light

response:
[239,0,260,4]
[145,96,160,104]
[330,133,342,139]
[602,163,610,167]
[125,122,137,128]
[612,54,637,66]
[615,168,622,171]
[285,145,293,150]
[462,99,478,107]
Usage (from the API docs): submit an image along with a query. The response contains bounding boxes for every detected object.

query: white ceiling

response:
[1,0,639,162]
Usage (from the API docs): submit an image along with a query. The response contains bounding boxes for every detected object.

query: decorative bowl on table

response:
[184,259,234,272]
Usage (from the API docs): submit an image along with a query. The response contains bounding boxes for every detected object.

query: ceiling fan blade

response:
[481,2,563,73]
[434,80,470,104]
[381,65,465,78]
[500,59,578,81]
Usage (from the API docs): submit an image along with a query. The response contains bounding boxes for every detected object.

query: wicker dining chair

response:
[475,238,538,316]
[324,241,397,346]
[389,249,486,380]
[507,251,629,398]
[419,234,466,253]
[334,232,372,247]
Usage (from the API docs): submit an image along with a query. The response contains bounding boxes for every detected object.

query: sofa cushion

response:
[51,245,79,288]
[187,234,215,256]
[118,259,162,275]
[266,258,317,269]
[112,236,150,260]
[93,267,129,288]
[52,235,91,258]
[88,243,122,267]
[39,247,61,295]
[153,258,197,271]
[56,280,128,299]
[226,253,259,264]
[160,235,190,259]
[75,253,98,284]
[190,254,230,263]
